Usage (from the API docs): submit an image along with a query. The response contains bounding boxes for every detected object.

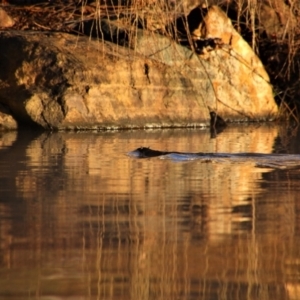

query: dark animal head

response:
[128,147,167,158]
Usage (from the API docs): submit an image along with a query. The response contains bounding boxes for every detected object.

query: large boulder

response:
[0,6,278,130]
[0,31,209,130]
[134,5,278,121]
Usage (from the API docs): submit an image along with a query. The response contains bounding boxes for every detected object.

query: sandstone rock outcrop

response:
[0,31,210,130]
[0,5,278,130]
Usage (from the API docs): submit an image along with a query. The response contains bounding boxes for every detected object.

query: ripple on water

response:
[1,126,300,300]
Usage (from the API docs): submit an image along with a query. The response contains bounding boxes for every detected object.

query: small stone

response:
[0,8,15,28]
[0,104,18,130]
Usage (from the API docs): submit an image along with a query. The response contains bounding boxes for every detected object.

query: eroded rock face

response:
[0,5,278,130]
[0,31,209,130]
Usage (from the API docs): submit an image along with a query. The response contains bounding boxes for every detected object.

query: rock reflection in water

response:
[0,125,300,299]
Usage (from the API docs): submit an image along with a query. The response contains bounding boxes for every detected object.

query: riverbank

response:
[1,0,297,130]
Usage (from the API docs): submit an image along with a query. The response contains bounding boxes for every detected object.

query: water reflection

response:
[0,125,300,299]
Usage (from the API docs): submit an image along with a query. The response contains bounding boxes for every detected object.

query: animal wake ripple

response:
[128,147,300,169]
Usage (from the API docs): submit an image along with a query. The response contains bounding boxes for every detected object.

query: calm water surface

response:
[1,124,300,300]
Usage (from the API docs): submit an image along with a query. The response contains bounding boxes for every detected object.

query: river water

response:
[1,124,300,300]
